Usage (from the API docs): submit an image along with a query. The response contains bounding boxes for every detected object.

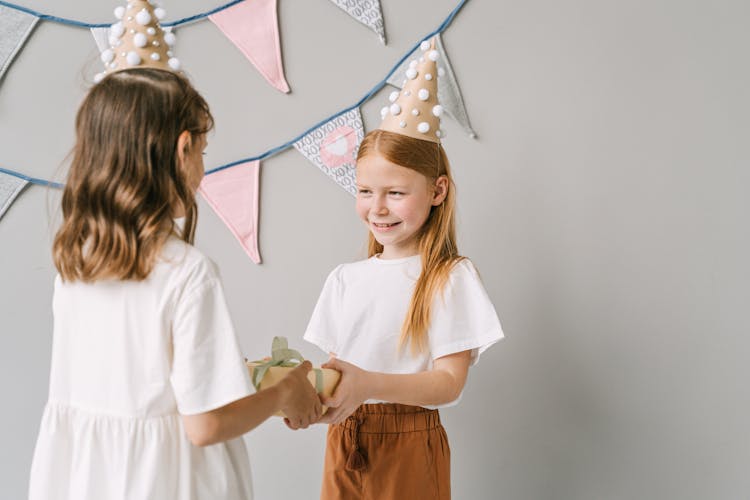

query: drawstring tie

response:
[345,416,367,471]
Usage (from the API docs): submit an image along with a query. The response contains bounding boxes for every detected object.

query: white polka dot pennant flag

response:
[328,0,386,44]
[293,108,364,196]
[0,6,39,86]
[0,171,29,221]
[386,33,476,138]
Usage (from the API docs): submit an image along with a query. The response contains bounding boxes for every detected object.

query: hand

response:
[318,357,371,425]
[278,361,322,430]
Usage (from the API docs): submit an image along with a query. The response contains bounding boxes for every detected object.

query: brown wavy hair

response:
[357,129,464,355]
[53,68,213,282]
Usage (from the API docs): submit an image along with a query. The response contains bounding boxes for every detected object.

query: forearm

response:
[320,351,471,424]
[212,385,287,441]
[367,369,465,406]
[184,384,287,446]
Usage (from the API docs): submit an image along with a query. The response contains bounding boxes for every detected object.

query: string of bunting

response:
[0,0,384,37]
[0,0,476,265]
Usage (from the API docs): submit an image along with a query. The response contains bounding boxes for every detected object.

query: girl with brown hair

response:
[29,66,321,500]
[303,39,504,500]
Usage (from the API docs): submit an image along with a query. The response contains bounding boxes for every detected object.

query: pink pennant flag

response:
[209,0,290,93]
[199,161,262,264]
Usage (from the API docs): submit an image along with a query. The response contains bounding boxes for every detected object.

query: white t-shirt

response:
[29,237,254,500]
[304,254,503,408]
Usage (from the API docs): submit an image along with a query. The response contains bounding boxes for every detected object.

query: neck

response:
[379,242,419,260]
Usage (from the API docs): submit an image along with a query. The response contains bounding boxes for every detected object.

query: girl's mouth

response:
[372,221,401,230]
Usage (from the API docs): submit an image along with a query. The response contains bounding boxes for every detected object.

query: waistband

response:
[338,403,442,434]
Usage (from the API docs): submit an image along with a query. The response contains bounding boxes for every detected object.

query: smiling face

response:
[356,153,447,259]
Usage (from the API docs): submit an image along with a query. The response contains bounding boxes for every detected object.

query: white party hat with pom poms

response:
[378,37,444,143]
[95,0,180,83]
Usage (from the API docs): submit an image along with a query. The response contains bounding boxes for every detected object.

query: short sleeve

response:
[170,271,252,415]
[429,259,504,365]
[303,265,343,355]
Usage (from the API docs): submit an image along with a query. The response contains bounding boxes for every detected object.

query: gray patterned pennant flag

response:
[0,6,39,83]
[293,108,364,196]
[329,0,385,44]
[0,171,29,220]
[90,27,111,53]
[387,34,476,138]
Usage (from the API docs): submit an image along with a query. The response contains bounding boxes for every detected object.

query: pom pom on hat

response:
[101,49,114,63]
[135,8,151,25]
[164,32,176,46]
[133,32,148,48]
[110,21,125,37]
[126,51,142,66]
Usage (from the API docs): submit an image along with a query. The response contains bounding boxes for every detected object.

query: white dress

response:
[304,255,504,408]
[29,237,254,500]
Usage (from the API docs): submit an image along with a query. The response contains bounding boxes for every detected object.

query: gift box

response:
[246,337,340,417]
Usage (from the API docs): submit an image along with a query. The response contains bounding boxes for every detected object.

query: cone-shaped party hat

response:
[95,1,180,82]
[378,37,444,143]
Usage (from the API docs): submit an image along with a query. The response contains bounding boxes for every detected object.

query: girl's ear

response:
[176,130,192,166]
[432,175,449,206]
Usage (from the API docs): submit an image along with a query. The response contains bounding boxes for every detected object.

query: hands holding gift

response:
[317,357,372,425]
[246,337,340,430]
[278,361,322,430]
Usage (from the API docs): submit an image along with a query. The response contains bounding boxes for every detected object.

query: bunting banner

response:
[0,6,38,83]
[387,33,475,138]
[293,108,364,196]
[209,0,290,93]
[198,160,262,264]
[328,0,386,44]
[0,0,473,264]
[0,171,28,221]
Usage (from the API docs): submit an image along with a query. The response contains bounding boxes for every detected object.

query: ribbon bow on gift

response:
[249,336,324,393]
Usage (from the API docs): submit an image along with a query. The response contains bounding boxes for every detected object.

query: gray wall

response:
[1,1,748,499]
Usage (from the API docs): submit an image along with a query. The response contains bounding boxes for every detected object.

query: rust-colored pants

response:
[320,403,450,500]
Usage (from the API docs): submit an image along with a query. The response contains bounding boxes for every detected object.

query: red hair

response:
[357,129,463,354]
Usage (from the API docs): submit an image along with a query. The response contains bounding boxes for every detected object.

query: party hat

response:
[378,37,444,143]
[95,0,180,82]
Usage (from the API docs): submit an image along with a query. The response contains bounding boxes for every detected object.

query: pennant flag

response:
[0,6,39,84]
[199,161,262,264]
[329,0,386,44]
[0,171,29,221]
[90,27,110,53]
[209,0,290,93]
[387,34,476,138]
[293,108,364,196]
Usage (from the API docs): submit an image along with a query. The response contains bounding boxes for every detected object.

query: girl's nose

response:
[373,197,389,215]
